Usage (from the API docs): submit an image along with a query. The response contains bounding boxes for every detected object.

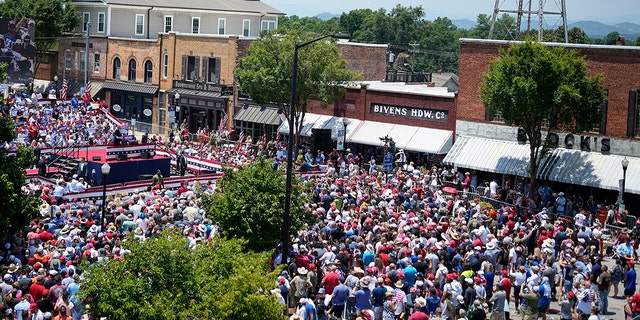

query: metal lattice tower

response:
[488,0,568,42]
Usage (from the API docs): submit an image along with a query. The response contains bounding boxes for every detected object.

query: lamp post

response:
[174,92,181,129]
[101,162,111,230]
[342,117,348,155]
[282,32,350,265]
[54,75,59,97]
[621,157,629,204]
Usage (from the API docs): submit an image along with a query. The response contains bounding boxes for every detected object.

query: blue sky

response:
[263,0,640,24]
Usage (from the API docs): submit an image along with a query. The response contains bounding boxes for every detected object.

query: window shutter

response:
[181,55,186,80]
[599,89,608,135]
[201,57,207,82]
[194,57,200,81]
[215,58,221,84]
[628,90,637,138]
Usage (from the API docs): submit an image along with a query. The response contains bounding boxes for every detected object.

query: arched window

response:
[112,57,121,79]
[128,59,136,81]
[144,60,153,83]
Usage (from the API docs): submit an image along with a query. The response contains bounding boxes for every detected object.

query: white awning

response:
[277,113,333,137]
[348,121,394,147]
[443,136,531,176]
[404,127,453,154]
[444,135,640,194]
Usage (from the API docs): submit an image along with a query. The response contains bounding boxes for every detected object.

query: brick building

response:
[274,81,457,165]
[445,38,640,198]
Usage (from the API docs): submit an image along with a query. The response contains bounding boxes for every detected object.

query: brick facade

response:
[57,36,109,82]
[308,84,457,132]
[458,39,640,139]
[337,43,387,82]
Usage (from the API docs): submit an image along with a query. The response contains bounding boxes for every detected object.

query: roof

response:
[166,88,225,99]
[353,81,456,98]
[103,81,158,95]
[77,0,284,15]
[234,104,283,126]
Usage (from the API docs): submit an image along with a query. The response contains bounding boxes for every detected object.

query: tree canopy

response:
[235,30,361,145]
[480,40,606,194]
[79,230,284,320]
[201,158,311,251]
[0,63,40,239]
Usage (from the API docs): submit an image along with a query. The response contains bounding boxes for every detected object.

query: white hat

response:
[485,242,496,250]
[297,267,308,275]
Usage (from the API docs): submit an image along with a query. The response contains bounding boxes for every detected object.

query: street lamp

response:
[282,32,350,265]
[53,75,59,97]
[621,157,629,204]
[174,92,181,129]
[101,162,111,230]
[342,117,348,155]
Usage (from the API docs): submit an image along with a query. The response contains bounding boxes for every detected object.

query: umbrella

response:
[442,186,458,194]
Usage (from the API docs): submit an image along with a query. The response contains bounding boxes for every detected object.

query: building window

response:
[113,57,121,79]
[164,15,173,33]
[128,59,136,81]
[218,18,226,35]
[144,60,153,83]
[135,14,144,35]
[243,19,250,37]
[185,55,198,81]
[629,90,640,137]
[79,50,86,71]
[261,20,275,31]
[593,89,608,134]
[206,57,220,83]
[83,12,90,32]
[97,12,105,33]
[93,53,100,73]
[162,52,168,78]
[192,17,200,34]
[64,53,71,70]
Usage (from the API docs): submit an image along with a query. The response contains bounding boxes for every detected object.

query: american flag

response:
[61,79,68,101]
[238,130,245,144]
[218,113,228,132]
[260,133,266,146]
[82,80,92,103]
[275,131,281,142]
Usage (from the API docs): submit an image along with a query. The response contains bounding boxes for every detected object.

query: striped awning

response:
[234,104,284,126]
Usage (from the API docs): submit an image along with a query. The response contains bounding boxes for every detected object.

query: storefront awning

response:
[349,121,453,154]
[277,113,334,137]
[166,88,223,99]
[103,81,158,95]
[234,104,284,126]
[443,136,530,176]
[444,136,640,194]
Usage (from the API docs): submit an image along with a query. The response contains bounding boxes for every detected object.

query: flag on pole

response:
[275,131,281,142]
[82,80,92,104]
[61,79,68,101]
[236,130,245,150]
[218,112,228,132]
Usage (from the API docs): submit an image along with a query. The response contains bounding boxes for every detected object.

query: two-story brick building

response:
[445,38,640,199]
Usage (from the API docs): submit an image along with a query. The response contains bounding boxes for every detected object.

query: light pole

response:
[282,32,350,265]
[342,117,348,155]
[54,75,59,98]
[621,157,629,204]
[101,162,111,231]
[174,92,181,129]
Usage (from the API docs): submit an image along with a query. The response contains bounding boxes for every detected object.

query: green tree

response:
[0,113,40,240]
[235,30,361,147]
[338,8,376,42]
[471,14,492,39]
[79,230,283,320]
[544,26,590,44]
[489,14,518,40]
[603,31,621,45]
[0,0,79,75]
[202,158,311,251]
[480,40,606,194]
[417,17,460,73]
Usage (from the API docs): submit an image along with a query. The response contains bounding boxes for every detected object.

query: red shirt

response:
[501,277,512,301]
[322,271,340,295]
[409,312,429,320]
[29,283,47,301]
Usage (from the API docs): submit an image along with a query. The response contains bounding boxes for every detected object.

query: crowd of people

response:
[1,92,640,320]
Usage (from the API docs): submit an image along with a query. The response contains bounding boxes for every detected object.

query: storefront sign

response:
[173,80,221,93]
[370,103,448,122]
[517,128,611,152]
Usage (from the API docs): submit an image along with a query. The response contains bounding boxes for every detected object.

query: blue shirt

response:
[354,288,372,310]
[303,301,317,320]
[625,269,636,292]
[332,284,350,306]
[362,251,375,267]
[403,265,417,286]
[372,286,386,307]
[426,295,440,314]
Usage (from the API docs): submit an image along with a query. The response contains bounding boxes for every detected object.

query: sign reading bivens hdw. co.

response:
[370,103,448,122]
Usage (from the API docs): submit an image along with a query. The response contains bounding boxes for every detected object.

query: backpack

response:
[612,265,623,278]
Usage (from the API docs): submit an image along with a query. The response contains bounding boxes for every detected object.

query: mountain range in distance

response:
[313,12,640,40]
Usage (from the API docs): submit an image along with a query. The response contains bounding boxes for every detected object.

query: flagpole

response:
[85,22,90,86]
